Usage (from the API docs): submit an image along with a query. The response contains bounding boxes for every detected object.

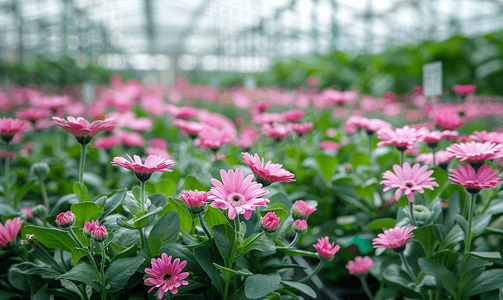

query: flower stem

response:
[90,239,95,258]
[79,141,87,184]
[432,147,436,167]
[100,243,106,281]
[409,202,417,227]
[463,193,475,263]
[287,232,301,248]
[68,227,101,284]
[400,150,404,165]
[140,180,146,210]
[5,142,11,206]
[223,218,240,300]
[138,228,145,249]
[298,260,325,283]
[358,275,374,300]
[67,227,85,248]
[243,232,265,249]
[197,213,212,239]
[399,252,418,284]
[41,181,50,213]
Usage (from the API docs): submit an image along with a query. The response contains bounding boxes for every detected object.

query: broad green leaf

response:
[71,248,87,266]
[168,197,192,232]
[281,280,317,298]
[71,202,103,227]
[423,167,447,200]
[112,244,138,262]
[160,243,202,273]
[31,284,48,300]
[148,212,180,257]
[184,176,208,191]
[245,274,281,299]
[23,225,77,252]
[0,290,21,299]
[203,207,228,233]
[258,204,289,221]
[101,188,126,220]
[316,155,338,182]
[418,258,458,298]
[464,269,503,298]
[133,206,163,228]
[382,264,414,291]
[73,182,89,202]
[213,225,234,265]
[193,245,224,295]
[58,263,101,292]
[213,263,253,277]
[13,180,35,209]
[468,251,502,259]
[104,257,145,293]
[366,218,397,230]
[348,152,371,167]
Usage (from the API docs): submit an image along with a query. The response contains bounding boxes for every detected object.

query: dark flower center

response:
[164,274,172,281]
[405,183,413,188]
[232,195,240,202]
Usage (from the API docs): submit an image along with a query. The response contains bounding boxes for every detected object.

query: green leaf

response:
[366,218,397,230]
[13,180,35,209]
[281,280,317,298]
[71,248,87,266]
[423,167,447,200]
[382,264,414,290]
[213,263,253,277]
[412,225,437,257]
[168,197,192,232]
[116,218,136,230]
[275,247,318,258]
[418,258,458,298]
[348,152,371,167]
[23,225,77,252]
[468,251,502,259]
[101,188,126,220]
[73,182,89,202]
[245,274,281,299]
[160,243,202,273]
[0,290,21,299]
[258,204,289,221]
[193,245,225,295]
[213,225,234,265]
[184,176,208,191]
[133,206,163,228]
[32,284,49,300]
[148,211,180,257]
[464,269,503,298]
[239,235,276,258]
[58,263,101,292]
[316,155,338,182]
[203,207,228,233]
[104,257,145,293]
[112,244,138,262]
[71,202,103,227]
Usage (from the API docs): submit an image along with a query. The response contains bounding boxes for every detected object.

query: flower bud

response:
[30,162,50,182]
[56,211,75,228]
[83,220,100,239]
[21,234,37,248]
[179,190,208,214]
[293,219,308,234]
[91,225,108,243]
[410,204,432,222]
[261,211,280,233]
[313,236,340,262]
[31,205,47,219]
[291,200,317,220]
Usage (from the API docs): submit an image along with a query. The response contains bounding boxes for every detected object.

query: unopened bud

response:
[30,162,50,182]
[31,205,47,219]
[56,211,75,228]
[91,225,108,243]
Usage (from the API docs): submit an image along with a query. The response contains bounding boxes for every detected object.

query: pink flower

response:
[0,151,16,160]
[325,128,337,138]
[373,226,414,251]
[469,131,503,144]
[144,253,189,298]
[422,130,445,145]
[92,136,120,150]
[291,122,314,134]
[150,138,168,149]
[306,76,319,87]
[21,207,33,219]
[145,147,175,161]
[319,140,340,151]
[0,217,23,248]
[179,190,208,214]
[16,108,52,121]
[91,225,108,242]
[446,142,503,167]
[171,106,199,119]
[208,168,269,220]
[198,128,234,150]
[83,220,100,238]
[412,86,424,95]
[380,163,439,202]
[0,118,32,142]
[346,256,374,275]
[448,164,502,193]
[52,116,115,143]
[118,131,145,147]
[434,107,464,130]
[112,154,174,181]
[261,211,280,233]
[452,85,476,95]
[415,150,454,166]
[293,219,308,233]
[234,126,259,150]
[242,153,295,184]
[56,211,75,228]
[263,123,291,140]
[172,119,205,136]
[377,126,428,150]
[313,236,340,259]
[292,200,317,220]
[282,109,305,122]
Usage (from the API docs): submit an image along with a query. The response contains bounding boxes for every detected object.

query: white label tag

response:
[423,61,442,97]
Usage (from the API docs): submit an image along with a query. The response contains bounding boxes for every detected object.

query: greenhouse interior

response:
[1,0,503,299]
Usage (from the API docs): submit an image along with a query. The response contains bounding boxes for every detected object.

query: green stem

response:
[432,147,436,167]
[243,232,265,249]
[298,260,325,283]
[409,202,417,227]
[138,228,145,249]
[35,243,66,273]
[40,181,49,213]
[358,275,374,300]
[68,228,101,284]
[223,218,240,300]
[463,193,475,263]
[90,239,94,258]
[197,213,212,239]
[287,232,301,248]
[399,253,418,284]
[5,142,11,206]
[100,242,106,281]
[140,180,146,210]
[67,227,85,248]
[79,141,87,184]
[400,150,404,165]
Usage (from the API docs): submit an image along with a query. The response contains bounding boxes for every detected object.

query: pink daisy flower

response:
[111,154,174,182]
[282,109,305,122]
[346,256,375,275]
[91,225,108,243]
[83,220,100,238]
[242,153,295,184]
[448,164,502,194]
[262,123,292,140]
[0,217,24,248]
[434,107,464,130]
[469,131,503,144]
[373,226,415,252]
[144,253,190,299]
[376,126,428,150]
[208,168,269,220]
[291,122,314,135]
[313,236,340,259]
[52,116,115,144]
[0,118,32,143]
[415,150,454,167]
[16,108,52,121]
[92,136,120,150]
[292,200,317,220]
[380,163,439,202]
[446,142,503,169]
[197,128,234,150]
[452,85,476,95]
[179,190,208,214]
[261,211,281,233]
[319,141,340,151]
[172,119,204,137]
